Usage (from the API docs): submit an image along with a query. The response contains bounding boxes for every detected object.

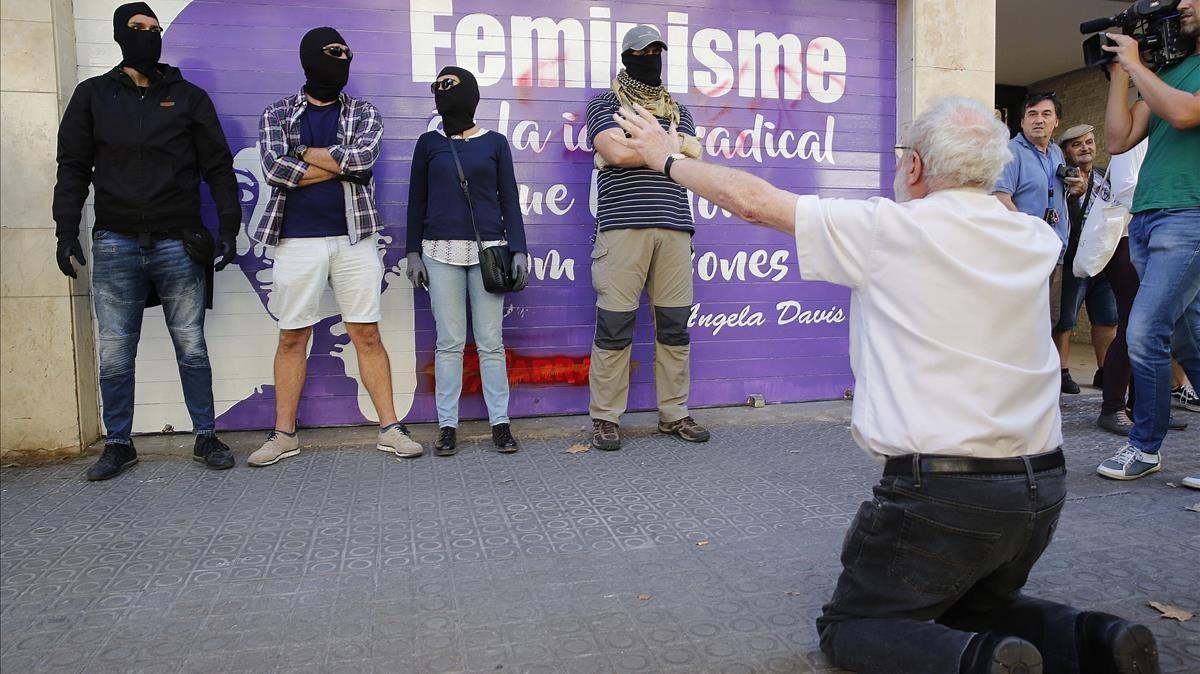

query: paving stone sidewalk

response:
[2,393,1198,673]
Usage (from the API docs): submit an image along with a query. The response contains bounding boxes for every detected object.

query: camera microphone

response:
[1079,17,1116,34]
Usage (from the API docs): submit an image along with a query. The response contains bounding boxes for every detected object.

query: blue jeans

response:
[817,463,1075,673]
[423,255,510,428]
[91,230,215,444]
[1054,267,1117,331]
[1127,208,1200,452]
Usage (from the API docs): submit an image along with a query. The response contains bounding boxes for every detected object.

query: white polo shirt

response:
[793,188,1064,459]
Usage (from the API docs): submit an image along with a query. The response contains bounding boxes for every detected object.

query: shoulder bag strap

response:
[445,135,485,255]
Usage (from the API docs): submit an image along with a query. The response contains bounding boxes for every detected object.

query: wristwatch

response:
[663,153,688,182]
[292,144,308,161]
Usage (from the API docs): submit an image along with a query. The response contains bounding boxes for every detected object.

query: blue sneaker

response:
[1096,444,1161,480]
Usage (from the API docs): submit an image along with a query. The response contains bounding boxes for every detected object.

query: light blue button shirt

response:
[994,133,1069,258]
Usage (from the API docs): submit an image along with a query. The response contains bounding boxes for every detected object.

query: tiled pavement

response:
[2,394,1198,673]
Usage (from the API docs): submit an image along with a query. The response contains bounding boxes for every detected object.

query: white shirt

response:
[793,189,1064,459]
[1106,139,1148,237]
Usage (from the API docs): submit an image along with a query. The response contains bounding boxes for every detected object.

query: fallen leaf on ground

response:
[696,540,709,547]
[1186,503,1200,513]
[566,444,589,454]
[638,593,653,601]
[1166,482,1178,488]
[1149,601,1193,622]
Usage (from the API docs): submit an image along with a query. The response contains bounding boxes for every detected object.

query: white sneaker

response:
[247,430,300,467]
[378,423,423,458]
[1182,475,1200,490]
[1096,444,1161,481]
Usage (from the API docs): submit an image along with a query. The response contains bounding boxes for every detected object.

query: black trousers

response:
[816,460,1082,674]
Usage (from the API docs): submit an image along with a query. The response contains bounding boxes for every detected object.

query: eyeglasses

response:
[430,78,459,93]
[128,23,163,34]
[894,145,911,160]
[322,45,353,59]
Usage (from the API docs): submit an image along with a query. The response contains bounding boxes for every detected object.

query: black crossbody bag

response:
[445,135,516,294]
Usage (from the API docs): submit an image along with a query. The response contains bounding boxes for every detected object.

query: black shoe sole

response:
[193,455,235,470]
[495,444,519,453]
[658,425,711,443]
[1109,623,1160,674]
[591,439,621,451]
[87,457,138,481]
[989,637,1043,674]
[434,446,458,457]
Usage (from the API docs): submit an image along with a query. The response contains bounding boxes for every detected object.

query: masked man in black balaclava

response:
[52,2,241,480]
[581,25,709,452]
[249,27,425,468]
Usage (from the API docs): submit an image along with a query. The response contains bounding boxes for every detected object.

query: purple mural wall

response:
[152,0,896,431]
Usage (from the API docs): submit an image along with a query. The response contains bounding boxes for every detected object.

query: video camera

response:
[1080,0,1192,71]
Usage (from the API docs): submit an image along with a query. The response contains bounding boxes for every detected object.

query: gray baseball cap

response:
[621,25,666,52]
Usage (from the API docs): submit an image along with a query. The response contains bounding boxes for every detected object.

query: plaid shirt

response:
[251,89,383,246]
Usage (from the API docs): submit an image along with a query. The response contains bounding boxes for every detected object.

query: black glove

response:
[339,169,373,186]
[214,233,237,272]
[56,236,86,279]
[511,252,529,292]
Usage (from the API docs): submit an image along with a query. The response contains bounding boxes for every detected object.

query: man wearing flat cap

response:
[1053,124,1118,396]
[584,24,708,451]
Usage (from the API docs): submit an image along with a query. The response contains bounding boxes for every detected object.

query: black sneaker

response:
[1168,413,1188,431]
[1061,370,1081,394]
[591,419,621,451]
[1097,410,1134,436]
[1092,367,1105,388]
[492,423,518,453]
[1172,384,1200,412]
[434,427,457,456]
[86,442,138,481]
[193,434,235,470]
[1075,611,1159,674]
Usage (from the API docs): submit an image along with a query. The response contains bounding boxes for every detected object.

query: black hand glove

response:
[56,237,86,279]
[214,233,237,272]
[511,252,529,292]
[339,169,373,186]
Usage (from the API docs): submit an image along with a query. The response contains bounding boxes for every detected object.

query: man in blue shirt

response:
[994,92,1087,393]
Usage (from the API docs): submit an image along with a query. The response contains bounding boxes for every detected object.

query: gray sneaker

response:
[1182,474,1200,490]
[247,430,300,467]
[1096,444,1161,481]
[1097,410,1134,436]
[378,423,423,458]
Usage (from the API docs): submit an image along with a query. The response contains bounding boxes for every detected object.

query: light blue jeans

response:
[1127,208,1200,453]
[424,255,510,428]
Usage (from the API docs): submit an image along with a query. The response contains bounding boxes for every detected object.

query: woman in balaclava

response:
[404,66,529,457]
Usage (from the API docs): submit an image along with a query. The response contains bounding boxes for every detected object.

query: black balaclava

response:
[113,2,161,79]
[435,66,480,137]
[622,49,663,87]
[300,27,351,102]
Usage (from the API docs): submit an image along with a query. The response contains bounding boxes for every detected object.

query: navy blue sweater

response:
[406,130,526,255]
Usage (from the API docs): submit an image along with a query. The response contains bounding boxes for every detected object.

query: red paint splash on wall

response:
[424,345,595,395]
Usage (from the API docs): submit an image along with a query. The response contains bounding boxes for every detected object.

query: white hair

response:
[904,97,1013,191]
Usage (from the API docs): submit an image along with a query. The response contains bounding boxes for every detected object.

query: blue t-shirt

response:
[404,129,527,255]
[994,133,1069,257]
[586,92,696,234]
[281,101,347,239]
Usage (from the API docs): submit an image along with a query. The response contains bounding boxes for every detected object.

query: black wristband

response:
[664,155,678,182]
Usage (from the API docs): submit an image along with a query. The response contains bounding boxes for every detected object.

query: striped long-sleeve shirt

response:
[251,89,383,246]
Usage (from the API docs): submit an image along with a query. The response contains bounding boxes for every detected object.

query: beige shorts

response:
[268,234,383,329]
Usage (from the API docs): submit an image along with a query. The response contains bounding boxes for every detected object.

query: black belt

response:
[883,448,1064,477]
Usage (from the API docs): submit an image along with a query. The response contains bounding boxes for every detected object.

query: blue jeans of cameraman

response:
[816,461,1081,673]
[1126,207,1200,452]
[91,229,216,445]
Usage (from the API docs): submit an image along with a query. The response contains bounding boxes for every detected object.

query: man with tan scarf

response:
[584,25,708,451]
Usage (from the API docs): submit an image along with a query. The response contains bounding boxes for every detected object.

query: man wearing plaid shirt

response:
[247,26,422,466]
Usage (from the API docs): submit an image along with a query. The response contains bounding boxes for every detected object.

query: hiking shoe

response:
[1097,410,1134,436]
[1182,475,1200,490]
[1097,444,1161,481]
[193,434,235,470]
[86,442,138,481]
[1061,370,1081,394]
[1075,611,1159,674]
[247,430,299,467]
[658,416,711,443]
[1171,384,1200,412]
[492,423,518,453]
[378,423,423,458]
[1092,367,1105,388]
[591,419,621,451]
[434,427,457,456]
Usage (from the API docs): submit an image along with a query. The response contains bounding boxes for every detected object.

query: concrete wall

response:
[0,0,100,463]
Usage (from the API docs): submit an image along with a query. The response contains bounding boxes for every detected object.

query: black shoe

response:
[434,427,457,456]
[1076,611,1160,674]
[193,434,235,470]
[492,423,518,453]
[591,419,621,451]
[961,634,1043,674]
[1097,410,1134,436]
[86,442,138,481]
[1061,370,1081,394]
[1168,413,1188,431]
[1093,367,1105,388]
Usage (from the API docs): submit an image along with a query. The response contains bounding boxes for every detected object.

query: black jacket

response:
[53,64,239,241]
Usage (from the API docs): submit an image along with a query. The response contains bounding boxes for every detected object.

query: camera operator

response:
[994,93,1088,393]
[1096,0,1200,481]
